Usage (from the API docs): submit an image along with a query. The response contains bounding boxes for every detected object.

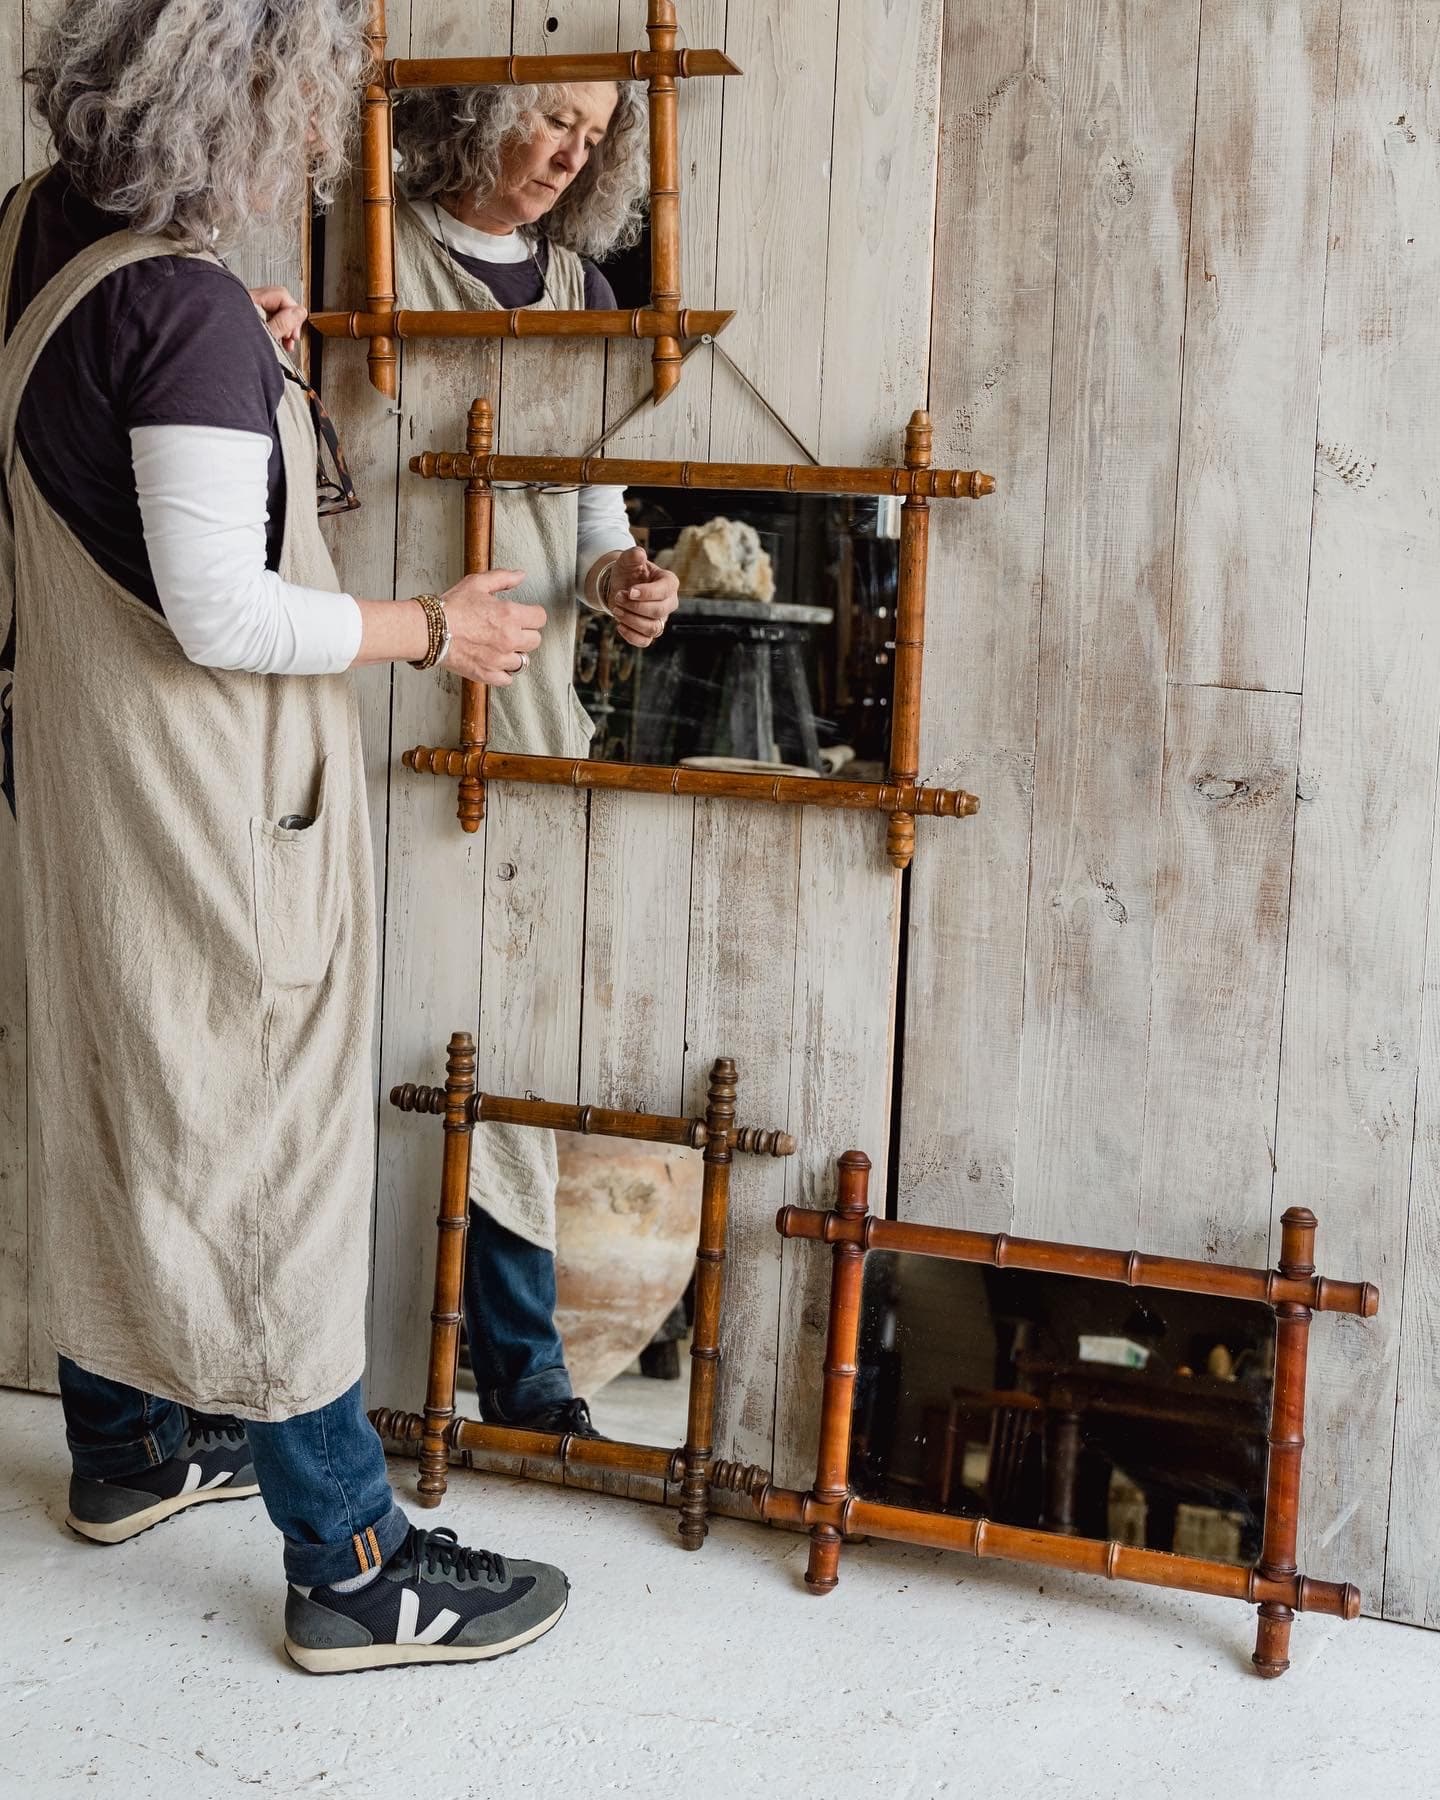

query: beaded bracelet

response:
[408,592,449,671]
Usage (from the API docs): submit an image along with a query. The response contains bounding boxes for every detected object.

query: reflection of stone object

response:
[655,517,775,602]
[553,1133,704,1397]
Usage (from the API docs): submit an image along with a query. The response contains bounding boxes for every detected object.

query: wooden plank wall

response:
[907,0,1440,1628]
[2,0,1438,1628]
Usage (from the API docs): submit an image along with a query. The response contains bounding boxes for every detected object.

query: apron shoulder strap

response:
[0,172,215,816]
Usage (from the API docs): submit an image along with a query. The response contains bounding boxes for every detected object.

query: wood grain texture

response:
[364,0,505,1406]
[708,0,839,464]
[1275,0,1440,1605]
[772,0,942,1486]
[1386,672,1440,1625]
[897,0,1065,1232]
[1170,0,1340,693]
[702,0,842,1487]
[1012,0,1200,1245]
[1137,684,1299,1265]
[683,799,802,1481]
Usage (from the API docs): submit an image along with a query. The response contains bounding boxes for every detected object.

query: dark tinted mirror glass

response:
[852,1251,1275,1566]
[575,486,901,778]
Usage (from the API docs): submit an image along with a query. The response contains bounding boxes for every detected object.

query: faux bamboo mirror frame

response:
[374,1034,795,1550]
[401,398,995,870]
[307,0,740,401]
[751,1152,1380,1679]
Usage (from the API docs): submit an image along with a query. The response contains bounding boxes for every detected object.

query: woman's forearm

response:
[349,598,433,667]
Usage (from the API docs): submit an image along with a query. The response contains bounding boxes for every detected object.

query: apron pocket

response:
[250,754,344,991]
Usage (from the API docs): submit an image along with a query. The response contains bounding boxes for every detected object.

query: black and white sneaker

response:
[66,1414,259,1545]
[284,1527,569,1674]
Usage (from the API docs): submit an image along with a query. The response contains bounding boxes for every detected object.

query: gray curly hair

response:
[25,0,370,249]
[393,83,649,261]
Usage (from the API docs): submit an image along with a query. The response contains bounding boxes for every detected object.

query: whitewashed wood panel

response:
[1011,0,1200,1246]
[1276,0,1440,1608]
[897,0,1065,1234]
[674,0,843,1485]
[1137,684,1299,1265]
[696,0,840,1489]
[363,0,505,1406]
[683,800,802,1485]
[707,0,838,465]
[771,0,942,1486]
[1170,0,1340,694]
[1387,678,1440,1624]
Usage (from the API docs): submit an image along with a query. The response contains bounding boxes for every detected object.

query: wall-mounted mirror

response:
[307,0,739,401]
[374,1036,795,1551]
[749,1154,1380,1678]
[401,398,995,869]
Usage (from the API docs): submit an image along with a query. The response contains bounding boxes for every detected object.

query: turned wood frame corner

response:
[307,0,741,402]
[751,1155,1379,1678]
[400,396,995,870]
[371,1031,796,1551]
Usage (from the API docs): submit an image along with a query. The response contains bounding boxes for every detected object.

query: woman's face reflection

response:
[451,82,620,233]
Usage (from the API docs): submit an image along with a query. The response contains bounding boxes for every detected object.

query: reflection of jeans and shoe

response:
[462,1204,604,1440]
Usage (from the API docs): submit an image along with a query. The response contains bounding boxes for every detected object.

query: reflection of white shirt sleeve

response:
[131,424,362,675]
[576,484,635,607]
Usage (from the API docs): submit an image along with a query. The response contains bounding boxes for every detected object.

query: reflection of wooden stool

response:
[938,1388,1045,1516]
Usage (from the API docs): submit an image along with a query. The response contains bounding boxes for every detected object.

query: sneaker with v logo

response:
[284,1526,569,1674]
[66,1413,259,1544]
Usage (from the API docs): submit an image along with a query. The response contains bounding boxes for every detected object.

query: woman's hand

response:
[600,546,679,648]
[249,285,308,352]
[441,569,545,685]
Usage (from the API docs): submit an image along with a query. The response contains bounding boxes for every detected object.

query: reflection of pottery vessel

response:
[553,1134,704,1396]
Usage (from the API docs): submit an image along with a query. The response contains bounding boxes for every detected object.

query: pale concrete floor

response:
[1,1388,1435,1800]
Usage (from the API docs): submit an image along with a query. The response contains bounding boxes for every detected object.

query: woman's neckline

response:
[420,199,534,266]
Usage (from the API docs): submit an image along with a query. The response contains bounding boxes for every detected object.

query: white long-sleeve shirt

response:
[131,424,634,677]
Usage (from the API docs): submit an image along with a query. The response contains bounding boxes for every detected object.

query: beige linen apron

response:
[395,199,607,1253]
[0,174,377,1420]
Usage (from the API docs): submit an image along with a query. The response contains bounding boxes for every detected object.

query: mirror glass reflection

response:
[455,1130,702,1449]
[389,83,652,316]
[576,487,901,778]
[852,1252,1276,1566]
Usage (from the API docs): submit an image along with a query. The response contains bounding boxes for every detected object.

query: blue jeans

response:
[463,1206,574,1421]
[59,1358,410,1586]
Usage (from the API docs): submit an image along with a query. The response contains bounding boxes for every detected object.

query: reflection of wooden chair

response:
[939,1388,1046,1516]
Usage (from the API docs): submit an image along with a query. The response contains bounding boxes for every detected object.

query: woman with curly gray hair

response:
[1,0,566,1674]
[392,82,682,1446]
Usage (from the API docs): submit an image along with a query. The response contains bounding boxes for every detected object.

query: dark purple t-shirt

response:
[0,167,287,613]
[437,233,617,312]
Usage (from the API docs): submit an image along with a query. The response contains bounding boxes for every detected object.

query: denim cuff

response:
[66,1400,187,1482]
[282,1500,412,1588]
[481,1364,573,1423]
